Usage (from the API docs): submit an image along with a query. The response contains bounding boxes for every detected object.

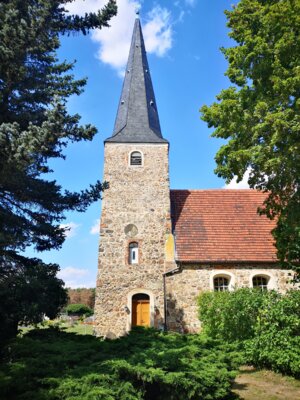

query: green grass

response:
[0,327,240,400]
[63,322,94,335]
[19,321,94,336]
[232,366,300,400]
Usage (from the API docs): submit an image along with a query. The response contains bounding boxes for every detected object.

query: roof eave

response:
[104,138,169,145]
[175,259,279,265]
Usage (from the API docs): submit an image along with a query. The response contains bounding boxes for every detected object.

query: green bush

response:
[65,303,93,317]
[0,327,239,400]
[198,289,300,378]
[198,288,276,342]
[246,290,300,377]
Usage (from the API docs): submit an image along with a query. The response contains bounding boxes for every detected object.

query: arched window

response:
[130,151,142,166]
[252,275,269,290]
[214,276,229,292]
[129,242,138,264]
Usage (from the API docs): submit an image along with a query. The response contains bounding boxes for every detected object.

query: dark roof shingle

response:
[105,18,168,144]
[171,189,277,263]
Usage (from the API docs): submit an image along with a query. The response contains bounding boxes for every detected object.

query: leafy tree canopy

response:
[68,287,95,308]
[65,303,93,316]
[0,0,117,339]
[201,0,300,274]
[0,253,67,342]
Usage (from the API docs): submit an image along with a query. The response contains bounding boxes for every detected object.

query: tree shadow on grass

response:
[0,327,240,400]
[230,381,249,400]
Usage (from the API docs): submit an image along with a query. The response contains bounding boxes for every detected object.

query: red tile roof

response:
[171,190,277,263]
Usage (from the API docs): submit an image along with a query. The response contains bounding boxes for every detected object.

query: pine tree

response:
[0,0,117,340]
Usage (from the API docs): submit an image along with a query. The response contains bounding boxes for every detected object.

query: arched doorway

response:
[132,293,150,327]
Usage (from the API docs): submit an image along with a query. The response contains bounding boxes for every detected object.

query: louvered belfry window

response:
[130,151,142,166]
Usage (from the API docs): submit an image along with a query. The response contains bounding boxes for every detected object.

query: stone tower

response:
[94,17,172,338]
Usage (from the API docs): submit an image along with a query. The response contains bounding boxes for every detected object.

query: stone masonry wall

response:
[95,143,171,338]
[166,264,295,333]
[167,265,293,333]
[94,143,296,338]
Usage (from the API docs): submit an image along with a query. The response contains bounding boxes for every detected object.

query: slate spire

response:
[105,17,168,143]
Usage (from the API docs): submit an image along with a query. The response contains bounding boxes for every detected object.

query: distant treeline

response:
[67,288,95,310]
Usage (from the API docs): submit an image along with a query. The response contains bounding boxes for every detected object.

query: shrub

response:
[198,288,276,342]
[246,290,300,377]
[198,288,300,378]
[0,327,239,400]
[65,303,93,317]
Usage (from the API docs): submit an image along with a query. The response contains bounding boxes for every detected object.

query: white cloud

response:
[66,1,173,75]
[59,266,88,279]
[185,0,196,6]
[90,219,100,235]
[143,6,172,57]
[174,0,196,8]
[173,0,197,24]
[66,0,106,14]
[58,266,96,288]
[223,168,251,189]
[59,222,80,238]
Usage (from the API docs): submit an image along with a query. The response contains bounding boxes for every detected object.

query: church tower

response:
[95,17,172,338]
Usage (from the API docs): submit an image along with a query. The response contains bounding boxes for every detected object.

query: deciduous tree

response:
[68,288,95,309]
[201,0,300,275]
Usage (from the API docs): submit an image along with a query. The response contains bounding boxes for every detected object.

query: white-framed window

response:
[252,275,269,291]
[210,271,235,292]
[130,151,142,166]
[214,276,230,292]
[250,271,276,290]
[129,242,138,264]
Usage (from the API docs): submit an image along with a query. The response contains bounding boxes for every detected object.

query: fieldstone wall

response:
[94,143,296,338]
[165,264,295,333]
[95,143,171,338]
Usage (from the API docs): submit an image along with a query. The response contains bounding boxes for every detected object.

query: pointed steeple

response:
[105,17,168,143]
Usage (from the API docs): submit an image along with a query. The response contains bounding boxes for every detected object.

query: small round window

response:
[130,151,142,166]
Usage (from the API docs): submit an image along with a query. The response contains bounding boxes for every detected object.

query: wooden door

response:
[132,300,150,327]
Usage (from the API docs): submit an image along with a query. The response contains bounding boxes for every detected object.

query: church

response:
[94,17,293,338]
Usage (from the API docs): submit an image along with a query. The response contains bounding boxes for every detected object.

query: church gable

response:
[171,189,277,263]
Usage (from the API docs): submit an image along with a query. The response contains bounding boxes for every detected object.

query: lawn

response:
[19,321,94,336]
[233,366,300,400]
[63,322,94,335]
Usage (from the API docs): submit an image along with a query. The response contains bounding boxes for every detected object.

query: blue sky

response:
[28,0,248,288]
